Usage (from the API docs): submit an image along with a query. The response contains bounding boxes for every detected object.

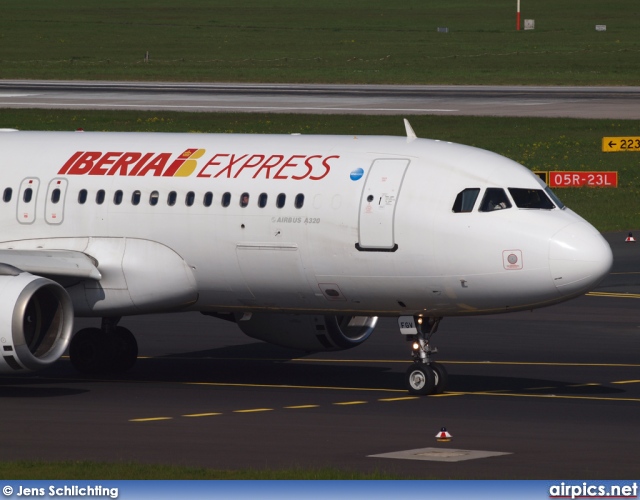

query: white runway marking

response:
[0,101,459,113]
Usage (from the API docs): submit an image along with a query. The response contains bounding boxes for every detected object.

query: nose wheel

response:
[406,364,435,395]
[406,361,448,395]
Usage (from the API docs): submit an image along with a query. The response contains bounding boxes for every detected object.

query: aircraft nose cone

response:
[549,222,613,297]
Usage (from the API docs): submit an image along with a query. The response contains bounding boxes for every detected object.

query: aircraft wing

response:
[0,249,101,280]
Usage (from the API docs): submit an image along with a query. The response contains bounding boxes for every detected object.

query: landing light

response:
[412,342,420,351]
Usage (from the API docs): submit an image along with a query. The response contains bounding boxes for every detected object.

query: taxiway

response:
[1,81,639,119]
[1,232,638,478]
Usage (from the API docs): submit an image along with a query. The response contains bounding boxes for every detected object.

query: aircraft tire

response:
[406,364,436,395]
[111,326,138,373]
[430,362,449,394]
[69,327,115,375]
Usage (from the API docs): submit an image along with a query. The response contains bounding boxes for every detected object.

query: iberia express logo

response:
[165,148,207,177]
[58,149,337,180]
[58,149,206,177]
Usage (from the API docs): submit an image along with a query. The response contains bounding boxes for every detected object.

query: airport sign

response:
[602,137,640,152]
[548,171,618,188]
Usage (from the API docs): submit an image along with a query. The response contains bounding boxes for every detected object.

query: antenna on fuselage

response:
[403,119,417,141]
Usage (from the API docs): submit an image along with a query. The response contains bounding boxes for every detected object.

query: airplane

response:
[0,120,613,395]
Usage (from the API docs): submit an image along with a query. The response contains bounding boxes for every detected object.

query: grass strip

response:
[1,0,638,85]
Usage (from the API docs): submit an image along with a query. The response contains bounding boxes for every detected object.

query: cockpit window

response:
[508,188,555,209]
[544,186,565,209]
[479,188,512,212]
[452,188,480,213]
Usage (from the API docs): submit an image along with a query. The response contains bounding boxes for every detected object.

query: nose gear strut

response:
[400,316,448,395]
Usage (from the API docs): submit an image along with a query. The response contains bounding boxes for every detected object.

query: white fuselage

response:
[0,130,612,318]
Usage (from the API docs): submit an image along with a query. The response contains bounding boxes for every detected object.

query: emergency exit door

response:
[357,158,410,250]
[45,178,68,224]
[17,177,40,225]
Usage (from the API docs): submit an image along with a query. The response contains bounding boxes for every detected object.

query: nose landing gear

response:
[400,316,448,395]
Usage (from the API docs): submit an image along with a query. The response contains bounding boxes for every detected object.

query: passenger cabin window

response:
[185,191,195,207]
[479,188,512,212]
[508,188,555,209]
[131,190,141,206]
[78,189,87,204]
[96,190,105,205]
[3,188,13,202]
[294,193,304,209]
[240,192,249,207]
[51,188,61,204]
[113,190,123,205]
[452,188,480,213]
[276,193,286,208]
[23,188,33,203]
[167,191,177,206]
[221,192,231,207]
[203,192,213,207]
[150,191,159,206]
[258,193,268,208]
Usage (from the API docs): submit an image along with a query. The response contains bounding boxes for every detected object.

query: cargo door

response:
[236,243,314,303]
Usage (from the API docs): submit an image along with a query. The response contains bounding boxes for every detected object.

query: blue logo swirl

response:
[350,168,364,181]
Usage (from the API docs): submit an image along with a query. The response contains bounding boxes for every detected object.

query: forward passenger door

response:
[357,158,410,250]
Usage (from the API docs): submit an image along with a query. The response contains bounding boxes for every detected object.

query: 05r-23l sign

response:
[548,171,618,188]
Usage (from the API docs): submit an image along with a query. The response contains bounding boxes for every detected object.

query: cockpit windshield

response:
[544,186,565,209]
[452,188,480,213]
[508,188,555,209]
[454,185,565,213]
[479,188,512,212]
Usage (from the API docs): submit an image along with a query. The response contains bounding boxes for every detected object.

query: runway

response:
[1,232,638,478]
[1,80,639,118]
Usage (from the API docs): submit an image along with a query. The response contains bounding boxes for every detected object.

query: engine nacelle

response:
[235,313,377,351]
[0,265,74,373]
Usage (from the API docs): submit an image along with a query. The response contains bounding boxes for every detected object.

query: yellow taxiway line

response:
[586,291,640,299]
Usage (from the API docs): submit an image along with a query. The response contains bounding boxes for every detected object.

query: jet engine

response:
[0,265,74,373]
[235,313,378,351]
